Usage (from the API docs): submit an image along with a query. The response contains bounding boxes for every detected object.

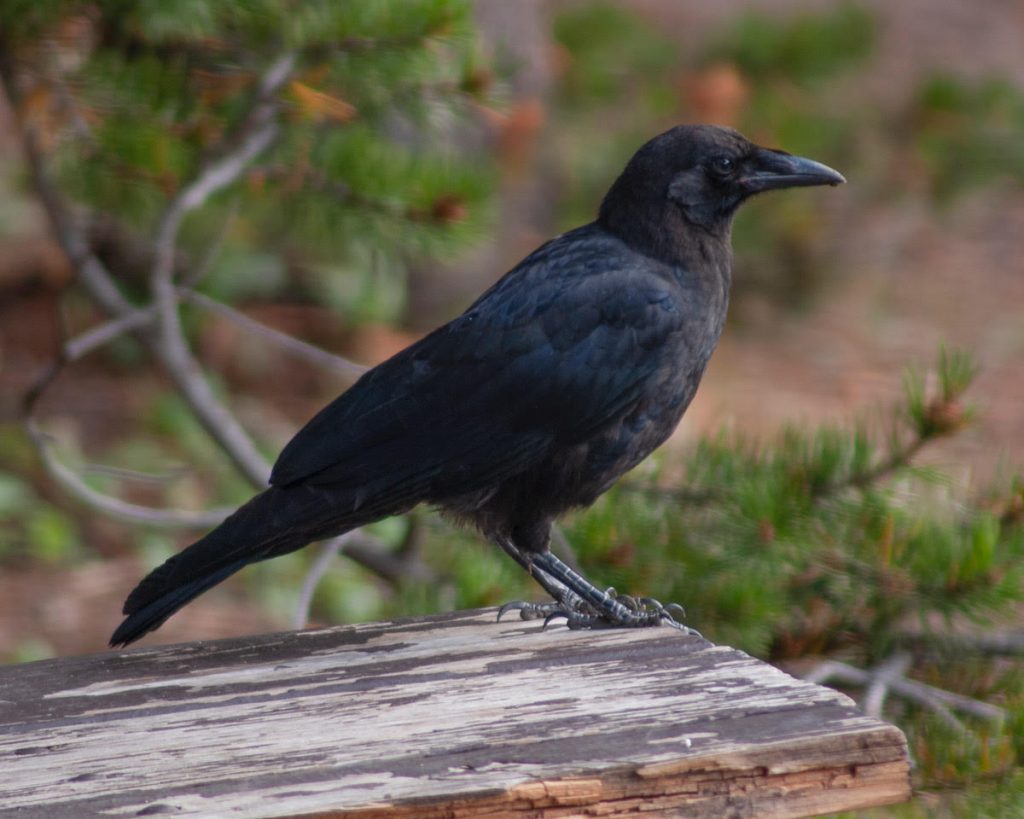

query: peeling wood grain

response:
[0,609,910,817]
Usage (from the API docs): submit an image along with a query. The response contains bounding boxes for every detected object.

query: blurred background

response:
[1,2,1023,812]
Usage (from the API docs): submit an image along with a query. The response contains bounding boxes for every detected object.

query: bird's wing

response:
[269,227,683,497]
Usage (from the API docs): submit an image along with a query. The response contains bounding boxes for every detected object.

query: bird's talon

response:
[664,602,687,619]
[542,610,569,629]
[497,600,561,622]
[496,602,519,622]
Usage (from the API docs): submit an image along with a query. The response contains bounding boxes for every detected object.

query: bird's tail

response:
[110,485,346,647]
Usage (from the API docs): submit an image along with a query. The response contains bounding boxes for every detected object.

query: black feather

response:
[110,125,843,646]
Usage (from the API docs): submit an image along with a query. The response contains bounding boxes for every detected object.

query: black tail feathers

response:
[109,557,251,647]
[109,486,330,647]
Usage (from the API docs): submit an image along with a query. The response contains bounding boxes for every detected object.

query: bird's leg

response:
[490,533,586,620]
[526,551,701,636]
[491,527,700,635]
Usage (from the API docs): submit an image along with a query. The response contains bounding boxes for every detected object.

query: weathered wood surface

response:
[0,609,910,817]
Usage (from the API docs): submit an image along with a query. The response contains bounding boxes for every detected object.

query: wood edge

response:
[301,727,911,818]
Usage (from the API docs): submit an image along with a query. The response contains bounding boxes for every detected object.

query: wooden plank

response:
[0,609,910,817]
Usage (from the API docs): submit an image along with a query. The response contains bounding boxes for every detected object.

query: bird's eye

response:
[709,156,735,176]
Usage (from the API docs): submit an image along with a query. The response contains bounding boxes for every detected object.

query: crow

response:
[110,125,844,647]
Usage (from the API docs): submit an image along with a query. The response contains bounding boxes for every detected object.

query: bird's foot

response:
[497,600,564,622]
[497,584,594,622]
[497,588,701,637]
[546,593,700,636]
[497,586,613,623]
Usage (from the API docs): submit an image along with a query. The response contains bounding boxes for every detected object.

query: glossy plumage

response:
[111,125,843,646]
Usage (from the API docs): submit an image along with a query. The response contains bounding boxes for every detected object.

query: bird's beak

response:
[739,148,846,193]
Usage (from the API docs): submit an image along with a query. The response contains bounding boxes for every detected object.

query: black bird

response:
[110,125,844,647]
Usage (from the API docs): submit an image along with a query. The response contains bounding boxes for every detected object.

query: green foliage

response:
[550,2,681,231]
[554,2,678,110]
[912,75,1024,201]
[706,2,875,86]
[0,0,72,40]
[260,122,494,308]
[549,348,1023,807]
[7,0,494,322]
[701,6,873,309]
[556,350,1024,664]
[0,470,81,565]
[903,346,977,438]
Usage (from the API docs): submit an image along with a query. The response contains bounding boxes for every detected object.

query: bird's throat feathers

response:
[598,185,735,278]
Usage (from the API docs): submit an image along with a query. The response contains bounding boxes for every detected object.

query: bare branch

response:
[152,119,281,287]
[291,531,438,629]
[179,199,240,290]
[62,308,157,361]
[901,629,1024,657]
[146,53,297,487]
[17,123,133,318]
[25,420,234,530]
[889,673,1006,723]
[293,536,351,629]
[1,60,272,485]
[20,312,235,530]
[6,51,412,607]
[799,657,1005,727]
[147,307,273,486]
[84,463,191,486]
[344,535,436,585]
[180,289,369,378]
[862,651,911,719]
[35,122,274,483]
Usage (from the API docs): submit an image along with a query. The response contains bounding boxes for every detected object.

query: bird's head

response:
[599,125,845,259]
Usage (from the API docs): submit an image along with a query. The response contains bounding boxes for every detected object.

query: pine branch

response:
[2,57,275,484]
[254,163,453,224]
[5,51,407,582]
[811,433,928,499]
[900,629,1024,658]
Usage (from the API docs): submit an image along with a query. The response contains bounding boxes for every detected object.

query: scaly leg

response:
[495,541,701,637]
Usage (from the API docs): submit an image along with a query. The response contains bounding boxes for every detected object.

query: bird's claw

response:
[497,600,563,622]
[497,593,701,637]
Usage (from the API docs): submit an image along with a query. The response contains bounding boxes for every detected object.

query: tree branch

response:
[291,530,438,629]
[800,656,1005,728]
[3,57,279,485]
[180,289,368,378]
[147,54,296,486]
[6,49,418,610]
[25,420,235,529]
[21,310,236,529]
